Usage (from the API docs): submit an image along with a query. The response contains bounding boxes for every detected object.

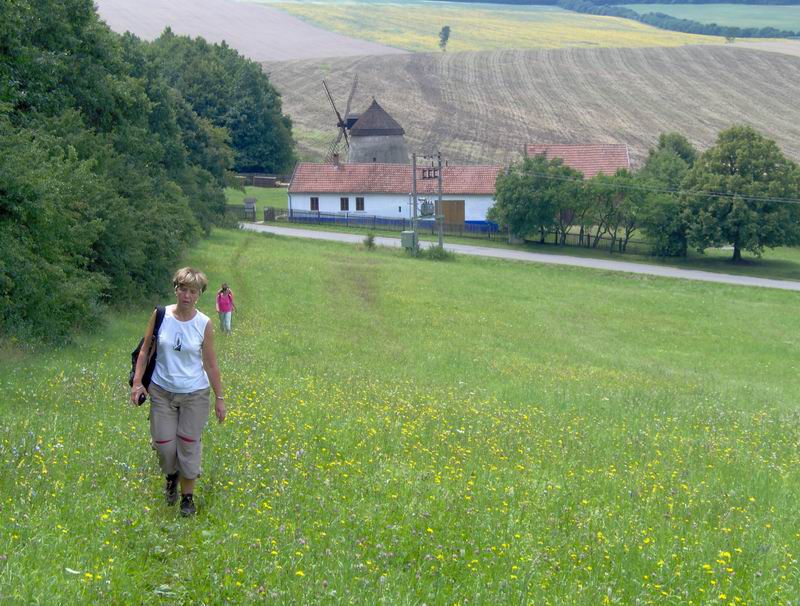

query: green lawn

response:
[2,228,799,603]
[225,185,288,217]
[621,3,800,31]
[248,218,800,282]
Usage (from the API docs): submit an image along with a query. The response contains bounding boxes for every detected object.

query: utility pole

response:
[436,151,444,248]
[411,152,418,254]
[411,152,417,230]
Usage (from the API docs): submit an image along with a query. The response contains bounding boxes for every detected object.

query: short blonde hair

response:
[172,267,208,293]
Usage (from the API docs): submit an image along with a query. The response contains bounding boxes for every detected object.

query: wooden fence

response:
[225,204,256,221]
[234,174,288,188]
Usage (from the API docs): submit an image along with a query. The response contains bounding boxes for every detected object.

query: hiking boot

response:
[165,472,179,506]
[180,493,196,517]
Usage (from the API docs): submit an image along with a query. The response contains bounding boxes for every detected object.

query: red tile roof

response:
[525,144,630,179]
[289,162,502,195]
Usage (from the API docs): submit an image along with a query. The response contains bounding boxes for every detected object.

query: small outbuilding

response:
[525,144,631,178]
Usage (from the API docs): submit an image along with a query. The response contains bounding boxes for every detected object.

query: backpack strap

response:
[153,305,166,339]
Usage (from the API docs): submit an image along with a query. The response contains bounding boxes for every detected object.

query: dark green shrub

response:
[423,245,455,261]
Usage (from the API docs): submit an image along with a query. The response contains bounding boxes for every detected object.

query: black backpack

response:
[129,306,166,404]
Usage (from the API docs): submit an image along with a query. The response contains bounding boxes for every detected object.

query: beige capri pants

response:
[149,383,211,480]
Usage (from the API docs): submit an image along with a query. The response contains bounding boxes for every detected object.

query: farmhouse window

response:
[340,197,349,211]
[356,197,365,211]
[310,197,319,211]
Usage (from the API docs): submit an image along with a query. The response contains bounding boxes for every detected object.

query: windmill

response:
[322,75,358,163]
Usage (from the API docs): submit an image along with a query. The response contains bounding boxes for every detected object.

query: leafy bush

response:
[423,244,456,261]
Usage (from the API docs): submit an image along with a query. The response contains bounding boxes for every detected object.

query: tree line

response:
[489,127,800,261]
[0,0,295,342]
[441,0,800,38]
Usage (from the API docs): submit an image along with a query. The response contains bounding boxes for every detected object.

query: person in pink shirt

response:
[215,283,236,334]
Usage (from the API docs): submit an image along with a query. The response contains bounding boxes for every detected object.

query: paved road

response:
[241,224,800,292]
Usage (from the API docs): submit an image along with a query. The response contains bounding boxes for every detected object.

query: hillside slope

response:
[264,45,800,166]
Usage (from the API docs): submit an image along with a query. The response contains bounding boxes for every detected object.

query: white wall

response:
[293,193,409,216]
[290,193,496,222]
[462,195,495,222]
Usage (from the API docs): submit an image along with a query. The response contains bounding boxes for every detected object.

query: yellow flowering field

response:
[1,229,799,603]
[270,1,720,51]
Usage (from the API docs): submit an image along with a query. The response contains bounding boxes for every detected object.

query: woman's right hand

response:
[130,384,148,405]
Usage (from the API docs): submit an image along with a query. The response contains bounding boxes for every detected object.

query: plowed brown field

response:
[264,45,800,167]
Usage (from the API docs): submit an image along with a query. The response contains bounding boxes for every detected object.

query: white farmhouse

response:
[288,159,502,227]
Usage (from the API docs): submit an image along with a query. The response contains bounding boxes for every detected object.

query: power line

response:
[512,171,800,206]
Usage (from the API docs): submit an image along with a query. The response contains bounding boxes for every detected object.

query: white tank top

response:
[152,306,210,393]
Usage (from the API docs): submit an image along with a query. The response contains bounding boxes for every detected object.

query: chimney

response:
[332,152,340,168]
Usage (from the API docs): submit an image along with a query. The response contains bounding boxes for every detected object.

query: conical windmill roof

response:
[349,99,405,137]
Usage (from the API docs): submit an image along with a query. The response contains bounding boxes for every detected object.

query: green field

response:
[225,185,288,217]
[622,3,800,31]
[248,218,800,282]
[2,229,799,603]
[269,0,720,51]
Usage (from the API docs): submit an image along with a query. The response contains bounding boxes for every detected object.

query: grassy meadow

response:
[622,4,800,31]
[250,220,800,282]
[268,1,720,51]
[2,228,800,604]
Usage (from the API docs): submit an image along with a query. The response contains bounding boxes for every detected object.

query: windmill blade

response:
[344,74,358,119]
[325,129,345,163]
[322,79,346,130]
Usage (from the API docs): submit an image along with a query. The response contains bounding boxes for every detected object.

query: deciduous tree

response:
[439,26,451,52]
[683,125,800,261]
[637,133,696,256]
[489,155,583,241]
[584,169,644,252]
[147,29,296,174]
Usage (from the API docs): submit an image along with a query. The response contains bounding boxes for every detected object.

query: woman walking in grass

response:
[130,267,226,517]
[215,282,236,335]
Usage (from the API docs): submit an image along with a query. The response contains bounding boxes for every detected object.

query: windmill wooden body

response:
[322,78,408,165]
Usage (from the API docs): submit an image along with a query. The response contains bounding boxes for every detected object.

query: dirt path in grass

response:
[94,0,406,61]
[240,223,800,291]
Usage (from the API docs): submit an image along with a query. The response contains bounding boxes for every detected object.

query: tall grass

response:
[1,229,799,603]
